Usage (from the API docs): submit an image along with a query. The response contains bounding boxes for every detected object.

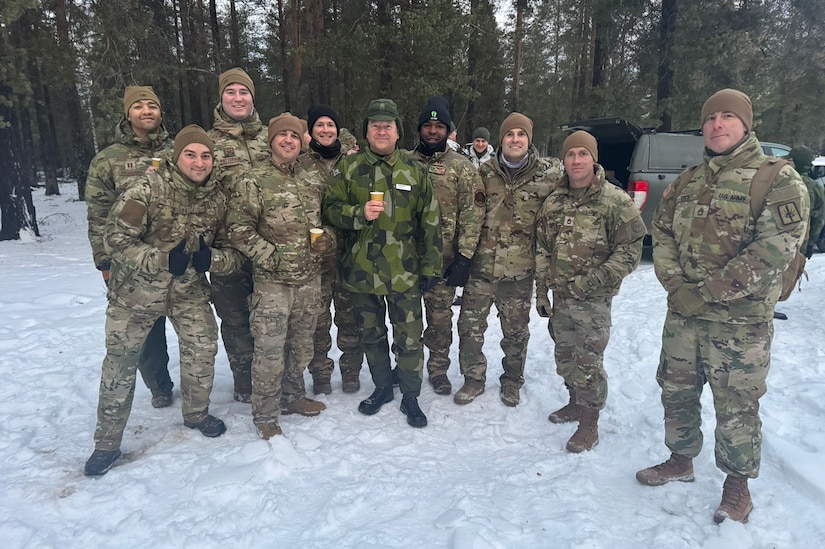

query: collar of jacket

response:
[211,105,264,138]
[412,146,450,164]
[364,147,401,166]
[116,117,170,152]
[269,155,298,176]
[557,163,606,199]
[704,132,763,176]
[490,148,537,180]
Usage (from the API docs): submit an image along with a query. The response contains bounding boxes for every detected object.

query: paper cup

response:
[151,157,161,169]
[310,228,324,243]
[370,191,384,202]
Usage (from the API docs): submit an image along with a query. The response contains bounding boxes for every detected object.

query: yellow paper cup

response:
[370,191,384,202]
[151,157,161,169]
[310,228,324,243]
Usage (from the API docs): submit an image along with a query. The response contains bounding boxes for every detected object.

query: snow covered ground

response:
[1,182,824,548]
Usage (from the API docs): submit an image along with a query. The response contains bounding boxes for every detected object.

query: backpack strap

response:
[665,164,700,201]
[749,157,789,219]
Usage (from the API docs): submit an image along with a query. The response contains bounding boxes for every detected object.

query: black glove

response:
[168,239,190,276]
[444,254,473,287]
[192,235,212,273]
[419,275,441,294]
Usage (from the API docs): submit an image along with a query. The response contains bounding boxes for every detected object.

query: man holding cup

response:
[323,98,443,428]
[227,113,334,439]
[85,85,174,409]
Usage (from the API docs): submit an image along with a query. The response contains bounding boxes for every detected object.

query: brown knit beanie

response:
[219,67,255,101]
[562,130,598,162]
[499,112,533,144]
[173,125,214,160]
[123,86,161,117]
[268,113,304,145]
[701,88,753,130]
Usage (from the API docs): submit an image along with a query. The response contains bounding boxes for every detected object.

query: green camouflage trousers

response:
[94,302,218,450]
[423,279,456,376]
[457,276,532,388]
[308,270,363,378]
[548,293,612,410]
[657,312,772,478]
[248,279,322,427]
[353,291,424,396]
[211,260,254,382]
[137,316,173,394]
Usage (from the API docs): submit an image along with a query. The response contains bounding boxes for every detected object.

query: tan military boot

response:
[636,453,695,486]
[282,397,326,417]
[341,372,360,393]
[500,384,520,407]
[548,386,580,423]
[454,380,485,405]
[256,422,283,440]
[566,407,599,453]
[713,475,752,523]
[312,375,332,395]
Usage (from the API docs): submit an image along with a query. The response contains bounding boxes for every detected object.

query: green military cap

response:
[362,98,404,143]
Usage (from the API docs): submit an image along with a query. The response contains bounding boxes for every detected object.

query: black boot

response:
[84,448,122,477]
[358,386,394,415]
[400,396,428,428]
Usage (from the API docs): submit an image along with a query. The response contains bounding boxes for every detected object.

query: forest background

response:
[1,0,824,240]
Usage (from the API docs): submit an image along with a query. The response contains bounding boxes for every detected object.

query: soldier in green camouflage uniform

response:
[786,146,825,257]
[535,130,645,453]
[455,113,563,407]
[323,98,443,428]
[407,96,485,396]
[84,125,243,476]
[85,86,173,408]
[298,105,364,395]
[636,89,809,524]
[207,68,271,403]
[227,113,332,439]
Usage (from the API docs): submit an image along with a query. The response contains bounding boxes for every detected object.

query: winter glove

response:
[192,235,212,273]
[668,283,710,317]
[535,293,552,318]
[567,275,591,299]
[310,231,334,253]
[168,239,190,276]
[444,254,472,287]
[419,275,441,294]
[805,243,815,259]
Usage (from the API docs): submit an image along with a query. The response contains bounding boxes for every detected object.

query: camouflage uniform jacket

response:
[800,172,825,251]
[408,147,485,265]
[323,147,443,295]
[208,105,270,189]
[652,133,810,323]
[472,151,563,282]
[535,164,646,298]
[86,118,172,271]
[104,160,242,314]
[227,158,333,285]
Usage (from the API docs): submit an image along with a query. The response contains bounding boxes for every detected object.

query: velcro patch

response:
[474,190,486,207]
[120,199,147,226]
[429,164,447,176]
[775,200,804,227]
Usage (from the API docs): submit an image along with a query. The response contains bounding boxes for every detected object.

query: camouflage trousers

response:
[657,312,772,478]
[248,279,322,427]
[308,270,363,379]
[211,260,254,383]
[94,302,218,451]
[423,279,457,376]
[136,316,173,394]
[548,293,612,410]
[353,291,424,397]
[457,276,532,388]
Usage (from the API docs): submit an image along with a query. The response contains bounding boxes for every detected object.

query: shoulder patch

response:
[662,184,673,199]
[474,190,487,207]
[120,199,147,226]
[775,200,804,227]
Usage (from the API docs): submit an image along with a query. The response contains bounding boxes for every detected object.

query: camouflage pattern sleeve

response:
[418,172,444,278]
[804,175,825,249]
[105,174,167,274]
[534,206,554,296]
[208,213,243,275]
[651,177,688,293]
[225,171,280,272]
[456,160,485,259]
[701,166,809,302]
[322,162,369,231]
[585,189,646,290]
[85,153,119,271]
